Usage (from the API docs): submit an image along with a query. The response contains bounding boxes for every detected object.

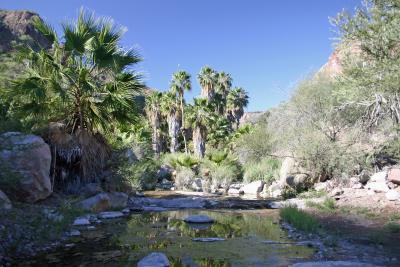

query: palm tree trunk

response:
[168,113,180,153]
[193,126,205,158]
[180,96,188,154]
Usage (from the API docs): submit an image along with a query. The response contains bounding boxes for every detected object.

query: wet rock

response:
[192,237,225,242]
[385,190,400,201]
[242,180,264,195]
[68,230,81,237]
[184,214,214,223]
[73,218,90,226]
[137,252,169,267]
[289,261,380,267]
[0,132,52,202]
[122,208,130,214]
[108,192,128,208]
[98,211,124,219]
[366,182,389,193]
[0,190,12,210]
[142,206,168,212]
[130,196,206,209]
[388,168,400,185]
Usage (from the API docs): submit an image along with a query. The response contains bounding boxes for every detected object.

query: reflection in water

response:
[25,210,313,267]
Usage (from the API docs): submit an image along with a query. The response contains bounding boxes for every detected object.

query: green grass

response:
[306,197,337,213]
[298,190,327,199]
[280,206,320,233]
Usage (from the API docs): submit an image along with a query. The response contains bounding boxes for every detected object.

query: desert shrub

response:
[306,197,337,213]
[243,157,280,184]
[280,206,319,233]
[174,167,196,190]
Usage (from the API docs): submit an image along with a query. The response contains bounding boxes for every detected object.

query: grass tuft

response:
[280,205,319,233]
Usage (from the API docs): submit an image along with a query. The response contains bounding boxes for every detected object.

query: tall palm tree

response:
[215,71,232,114]
[226,87,249,129]
[170,70,191,153]
[11,9,143,185]
[161,91,181,153]
[186,98,215,158]
[197,66,217,103]
[145,92,163,155]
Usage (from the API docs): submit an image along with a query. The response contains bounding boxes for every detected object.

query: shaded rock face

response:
[0,132,52,202]
[0,10,51,52]
[239,111,265,125]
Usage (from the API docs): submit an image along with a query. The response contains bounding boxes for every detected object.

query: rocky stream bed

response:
[3,191,397,267]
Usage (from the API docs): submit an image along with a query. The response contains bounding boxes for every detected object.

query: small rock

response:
[73,218,90,226]
[137,252,169,267]
[352,183,363,189]
[228,188,240,195]
[192,238,225,242]
[98,211,124,219]
[385,190,400,201]
[87,226,96,230]
[184,215,214,224]
[329,188,343,197]
[68,230,81,237]
[122,208,130,214]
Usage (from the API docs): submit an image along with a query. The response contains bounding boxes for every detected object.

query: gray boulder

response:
[79,192,128,212]
[184,214,214,223]
[191,178,203,192]
[137,252,169,267]
[0,189,12,210]
[98,211,124,219]
[80,183,102,197]
[242,180,264,195]
[0,132,52,202]
[370,171,387,183]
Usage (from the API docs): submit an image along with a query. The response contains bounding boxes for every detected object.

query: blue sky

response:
[1,0,360,111]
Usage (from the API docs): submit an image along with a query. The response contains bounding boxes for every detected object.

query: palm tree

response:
[11,10,143,185]
[161,91,181,153]
[226,87,249,129]
[197,66,217,103]
[145,92,163,155]
[186,98,215,158]
[215,71,232,114]
[170,70,191,153]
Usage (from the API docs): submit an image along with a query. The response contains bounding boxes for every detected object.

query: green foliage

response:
[385,222,400,234]
[243,157,280,184]
[280,206,320,233]
[174,167,196,190]
[162,153,199,169]
[306,198,337,213]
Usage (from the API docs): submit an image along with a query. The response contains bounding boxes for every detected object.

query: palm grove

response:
[2,0,400,196]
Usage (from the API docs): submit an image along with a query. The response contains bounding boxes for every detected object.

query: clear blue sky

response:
[1,0,360,111]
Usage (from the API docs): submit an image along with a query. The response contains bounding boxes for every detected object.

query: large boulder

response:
[0,132,52,202]
[242,180,264,195]
[279,157,296,184]
[79,192,128,212]
[366,182,389,193]
[370,171,387,183]
[388,168,400,185]
[385,190,400,201]
[191,178,203,192]
[0,189,12,209]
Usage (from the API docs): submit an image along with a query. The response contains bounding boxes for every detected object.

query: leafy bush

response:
[280,206,319,233]
[243,157,280,184]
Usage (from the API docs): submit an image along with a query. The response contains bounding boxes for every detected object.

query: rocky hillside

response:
[0,10,50,52]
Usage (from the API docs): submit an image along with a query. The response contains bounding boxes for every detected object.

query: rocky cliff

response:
[0,10,50,52]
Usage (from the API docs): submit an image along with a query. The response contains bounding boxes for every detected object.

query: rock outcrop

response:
[0,10,51,52]
[0,132,52,202]
[79,192,128,212]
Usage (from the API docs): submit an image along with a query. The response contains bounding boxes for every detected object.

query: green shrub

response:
[243,157,280,184]
[385,222,400,234]
[175,167,196,190]
[280,206,319,233]
[163,153,199,170]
